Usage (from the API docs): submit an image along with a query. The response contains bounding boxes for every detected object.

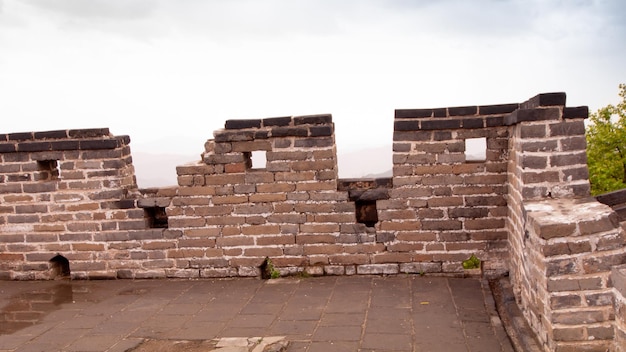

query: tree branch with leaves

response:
[586,84,626,195]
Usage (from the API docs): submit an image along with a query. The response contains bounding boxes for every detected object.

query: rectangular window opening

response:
[355,200,378,228]
[144,207,169,228]
[251,150,267,169]
[37,160,61,180]
[465,138,487,162]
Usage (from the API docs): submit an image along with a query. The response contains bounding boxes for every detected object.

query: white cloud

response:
[0,0,625,184]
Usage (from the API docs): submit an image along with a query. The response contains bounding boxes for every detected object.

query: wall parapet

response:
[2,93,626,350]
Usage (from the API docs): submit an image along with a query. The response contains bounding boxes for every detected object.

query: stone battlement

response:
[1,93,625,351]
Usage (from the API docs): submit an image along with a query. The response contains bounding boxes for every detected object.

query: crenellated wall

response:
[1,93,626,350]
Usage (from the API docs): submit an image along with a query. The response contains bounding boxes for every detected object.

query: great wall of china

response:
[1,92,626,351]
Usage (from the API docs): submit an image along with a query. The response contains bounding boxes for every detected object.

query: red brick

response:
[274,171,316,182]
[300,224,339,233]
[295,182,336,191]
[216,236,254,247]
[234,204,272,215]
[142,241,176,250]
[313,214,354,223]
[428,197,463,207]
[230,257,265,267]
[268,214,306,224]
[168,217,206,228]
[212,195,249,204]
[273,203,295,213]
[272,257,307,267]
[256,183,296,193]
[387,243,425,252]
[176,187,216,196]
[344,243,384,254]
[379,221,422,231]
[73,243,105,251]
[291,160,334,171]
[65,203,100,211]
[205,174,245,185]
[221,226,241,236]
[464,218,505,230]
[297,234,336,244]
[421,220,462,230]
[167,249,205,258]
[248,193,286,202]
[33,224,65,232]
[395,232,437,242]
[194,205,233,216]
[371,252,413,263]
[303,244,342,255]
[328,254,368,265]
[445,242,486,251]
[184,228,221,238]
[241,225,281,235]
[378,209,416,220]
[224,163,247,173]
[256,235,295,245]
[205,216,246,225]
[0,253,24,261]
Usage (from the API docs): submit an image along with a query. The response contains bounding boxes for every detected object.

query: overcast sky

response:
[1,0,625,182]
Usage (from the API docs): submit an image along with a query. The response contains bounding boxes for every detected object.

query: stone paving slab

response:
[0,276,514,352]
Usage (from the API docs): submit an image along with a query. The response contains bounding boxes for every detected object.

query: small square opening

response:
[355,200,378,228]
[144,207,169,228]
[251,150,267,169]
[37,160,61,180]
[465,138,486,162]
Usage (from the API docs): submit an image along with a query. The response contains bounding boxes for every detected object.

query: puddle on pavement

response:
[0,282,90,335]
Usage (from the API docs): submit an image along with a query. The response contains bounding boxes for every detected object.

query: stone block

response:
[356,264,399,275]
[293,114,332,125]
[262,116,292,126]
[309,125,333,136]
[225,119,262,129]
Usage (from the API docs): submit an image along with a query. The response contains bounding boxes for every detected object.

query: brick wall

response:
[504,94,625,351]
[2,93,626,350]
[613,265,626,352]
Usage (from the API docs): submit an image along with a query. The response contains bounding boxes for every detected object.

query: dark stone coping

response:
[393,116,505,131]
[215,123,334,142]
[503,108,560,126]
[595,189,626,207]
[0,135,130,154]
[338,178,392,201]
[224,114,333,130]
[0,128,110,142]
[520,92,566,109]
[137,197,172,208]
[338,178,393,191]
[563,106,589,119]
[395,103,518,119]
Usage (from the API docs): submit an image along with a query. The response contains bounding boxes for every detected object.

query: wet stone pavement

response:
[0,276,514,352]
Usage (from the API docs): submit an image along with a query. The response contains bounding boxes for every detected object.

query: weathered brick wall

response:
[0,129,146,279]
[392,103,513,276]
[505,94,626,351]
[613,265,626,352]
[2,93,626,349]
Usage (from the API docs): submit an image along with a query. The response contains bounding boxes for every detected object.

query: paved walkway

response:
[0,276,514,352]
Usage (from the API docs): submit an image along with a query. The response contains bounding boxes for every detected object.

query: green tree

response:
[586,84,626,195]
